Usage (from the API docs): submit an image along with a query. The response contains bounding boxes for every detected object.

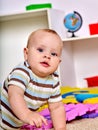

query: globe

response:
[64,11,83,37]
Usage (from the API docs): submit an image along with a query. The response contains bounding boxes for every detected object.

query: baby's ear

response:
[59,59,62,63]
[23,48,28,60]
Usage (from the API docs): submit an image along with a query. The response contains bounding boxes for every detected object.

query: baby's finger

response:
[36,121,42,128]
[33,119,42,128]
[29,120,35,126]
[41,116,48,125]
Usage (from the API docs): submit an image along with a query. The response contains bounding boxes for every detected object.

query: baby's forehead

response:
[28,30,63,48]
[32,30,60,38]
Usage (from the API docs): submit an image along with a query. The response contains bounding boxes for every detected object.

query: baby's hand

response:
[26,111,47,128]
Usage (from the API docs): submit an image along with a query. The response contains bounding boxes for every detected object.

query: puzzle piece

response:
[21,103,98,129]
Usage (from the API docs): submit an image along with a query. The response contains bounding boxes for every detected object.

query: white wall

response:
[0,0,98,36]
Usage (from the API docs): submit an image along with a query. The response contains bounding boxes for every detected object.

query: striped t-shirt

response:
[1,61,62,130]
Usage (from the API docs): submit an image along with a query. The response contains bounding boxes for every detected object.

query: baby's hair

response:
[26,29,62,48]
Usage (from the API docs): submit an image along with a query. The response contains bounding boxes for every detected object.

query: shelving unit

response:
[60,35,98,87]
[0,8,98,88]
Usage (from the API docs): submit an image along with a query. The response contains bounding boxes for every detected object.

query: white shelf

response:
[62,34,98,42]
[61,35,98,87]
[0,9,49,21]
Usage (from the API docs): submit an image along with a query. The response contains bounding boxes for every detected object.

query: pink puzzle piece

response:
[65,103,88,121]
[85,104,98,111]
[21,103,98,129]
[21,120,53,130]
[65,103,98,121]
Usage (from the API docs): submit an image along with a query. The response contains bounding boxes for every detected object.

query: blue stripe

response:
[2,114,19,126]
[26,88,50,98]
[1,94,11,108]
[10,74,28,85]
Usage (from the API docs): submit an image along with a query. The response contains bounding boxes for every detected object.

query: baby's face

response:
[24,31,63,78]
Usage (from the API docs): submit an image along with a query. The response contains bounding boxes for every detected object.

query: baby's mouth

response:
[40,61,50,67]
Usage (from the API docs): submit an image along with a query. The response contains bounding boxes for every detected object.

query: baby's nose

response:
[44,53,51,59]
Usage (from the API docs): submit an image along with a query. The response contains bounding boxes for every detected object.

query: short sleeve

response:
[8,67,30,91]
[48,76,62,103]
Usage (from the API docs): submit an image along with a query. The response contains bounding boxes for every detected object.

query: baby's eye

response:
[51,52,57,56]
[37,48,43,52]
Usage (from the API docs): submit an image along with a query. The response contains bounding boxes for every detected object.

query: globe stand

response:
[68,30,76,38]
[72,32,76,37]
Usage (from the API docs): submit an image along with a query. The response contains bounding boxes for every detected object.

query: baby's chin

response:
[36,71,53,78]
[37,73,51,78]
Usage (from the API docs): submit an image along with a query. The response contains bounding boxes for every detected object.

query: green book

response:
[26,3,52,11]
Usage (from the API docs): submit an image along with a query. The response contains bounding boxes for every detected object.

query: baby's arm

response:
[8,85,47,128]
[49,101,66,130]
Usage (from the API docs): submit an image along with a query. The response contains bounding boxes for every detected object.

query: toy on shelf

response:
[26,3,52,11]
